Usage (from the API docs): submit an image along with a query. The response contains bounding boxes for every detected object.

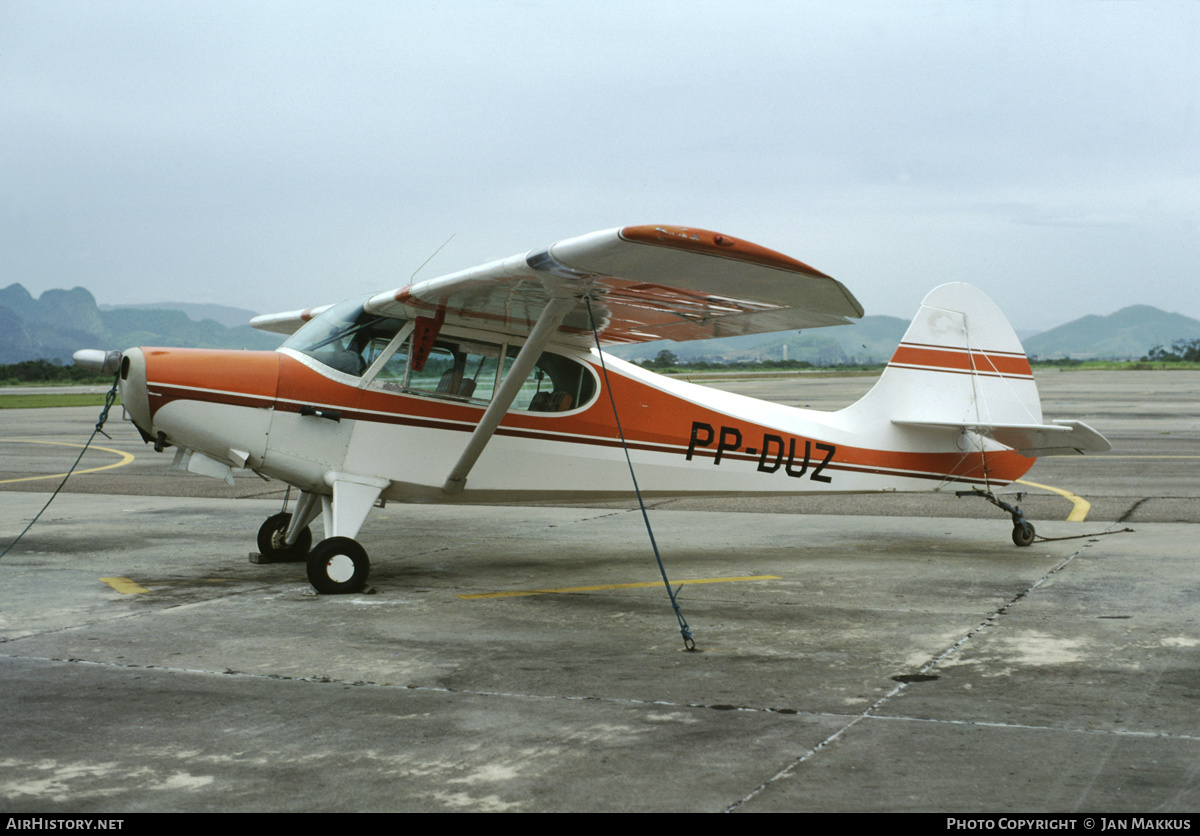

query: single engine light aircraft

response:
[75,225,1109,594]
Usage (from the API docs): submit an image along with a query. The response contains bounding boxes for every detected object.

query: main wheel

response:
[1012,522,1036,547]
[257,513,313,562]
[306,537,370,594]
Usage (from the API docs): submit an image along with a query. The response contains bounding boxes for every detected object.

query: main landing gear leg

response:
[306,473,390,595]
[255,490,321,562]
[957,488,1037,547]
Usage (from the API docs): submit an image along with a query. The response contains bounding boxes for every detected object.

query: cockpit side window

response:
[410,343,500,400]
[375,338,502,402]
[363,329,597,413]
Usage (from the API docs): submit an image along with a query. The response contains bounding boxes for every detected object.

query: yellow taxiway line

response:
[100,577,150,594]
[459,575,781,600]
[1017,454,1198,523]
[1015,478,1091,522]
[0,438,135,484]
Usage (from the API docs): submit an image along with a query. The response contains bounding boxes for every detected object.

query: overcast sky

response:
[3,0,1197,332]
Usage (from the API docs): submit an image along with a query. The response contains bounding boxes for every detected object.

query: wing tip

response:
[250,306,327,335]
[618,224,835,280]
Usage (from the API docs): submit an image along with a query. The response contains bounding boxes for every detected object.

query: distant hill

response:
[1024,305,1200,360]
[609,315,910,367]
[99,301,261,330]
[613,305,1200,366]
[0,283,283,364]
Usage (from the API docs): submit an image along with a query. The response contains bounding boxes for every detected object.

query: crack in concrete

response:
[1119,497,1150,523]
[724,527,1113,812]
[10,600,1195,756]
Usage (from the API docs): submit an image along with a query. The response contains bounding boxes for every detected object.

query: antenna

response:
[410,234,456,282]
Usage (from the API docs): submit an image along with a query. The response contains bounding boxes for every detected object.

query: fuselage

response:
[117,316,1034,504]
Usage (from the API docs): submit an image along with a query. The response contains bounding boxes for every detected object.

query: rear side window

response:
[508,346,596,412]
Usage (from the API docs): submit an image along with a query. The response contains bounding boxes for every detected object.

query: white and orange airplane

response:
[76,225,1110,594]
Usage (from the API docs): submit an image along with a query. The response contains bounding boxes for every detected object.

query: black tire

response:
[257,513,313,562]
[306,537,370,594]
[1012,522,1036,547]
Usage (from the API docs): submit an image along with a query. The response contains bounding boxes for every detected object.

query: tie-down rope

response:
[1,372,122,560]
[583,297,695,651]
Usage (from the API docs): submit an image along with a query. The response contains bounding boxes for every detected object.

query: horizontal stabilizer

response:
[894,419,1112,457]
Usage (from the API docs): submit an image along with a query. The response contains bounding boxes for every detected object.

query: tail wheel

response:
[1012,522,1036,547]
[306,537,370,594]
[257,513,313,562]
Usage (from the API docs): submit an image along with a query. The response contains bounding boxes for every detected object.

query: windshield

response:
[282,296,405,377]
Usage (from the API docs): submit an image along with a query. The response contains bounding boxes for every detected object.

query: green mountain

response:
[608,315,910,367]
[99,301,262,330]
[613,305,1200,366]
[0,283,283,364]
[1023,305,1200,360]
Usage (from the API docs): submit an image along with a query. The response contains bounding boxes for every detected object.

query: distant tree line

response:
[1141,339,1200,363]
[637,349,815,371]
[1,358,113,385]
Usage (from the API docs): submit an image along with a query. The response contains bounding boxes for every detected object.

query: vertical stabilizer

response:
[879,282,1041,427]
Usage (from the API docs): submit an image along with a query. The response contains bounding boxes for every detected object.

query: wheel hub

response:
[325,554,357,583]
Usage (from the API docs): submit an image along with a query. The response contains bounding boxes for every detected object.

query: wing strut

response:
[442,295,577,495]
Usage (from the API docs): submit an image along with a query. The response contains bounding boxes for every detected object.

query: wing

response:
[249,305,334,336]
[361,225,863,347]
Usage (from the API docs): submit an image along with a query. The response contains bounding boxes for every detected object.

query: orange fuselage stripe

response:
[143,348,1033,487]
